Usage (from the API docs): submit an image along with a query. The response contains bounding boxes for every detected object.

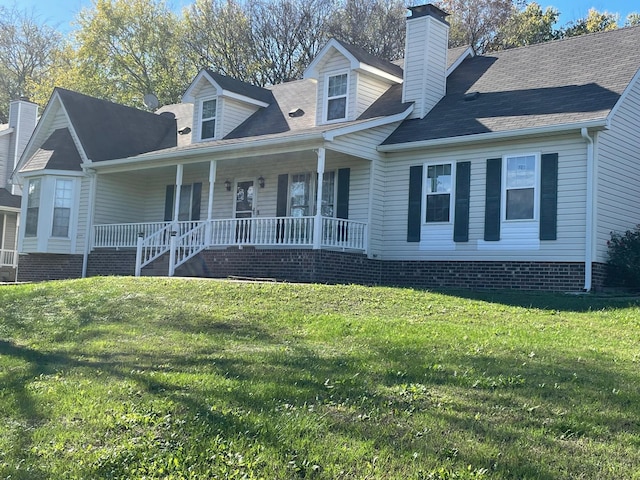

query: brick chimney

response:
[402,4,450,119]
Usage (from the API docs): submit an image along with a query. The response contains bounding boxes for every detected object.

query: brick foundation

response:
[185,248,588,291]
[17,253,83,282]
[17,248,593,291]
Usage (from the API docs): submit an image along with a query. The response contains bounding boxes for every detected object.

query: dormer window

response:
[200,98,217,140]
[326,73,348,122]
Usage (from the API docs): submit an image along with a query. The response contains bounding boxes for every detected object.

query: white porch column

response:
[313,147,325,249]
[173,164,184,225]
[206,160,217,246]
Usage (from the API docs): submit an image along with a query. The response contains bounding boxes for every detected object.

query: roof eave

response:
[87,131,328,171]
[323,105,414,141]
[378,119,609,152]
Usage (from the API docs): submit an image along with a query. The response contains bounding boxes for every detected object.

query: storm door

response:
[235,180,254,242]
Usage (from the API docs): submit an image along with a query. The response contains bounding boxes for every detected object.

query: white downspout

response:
[581,128,594,292]
[82,170,97,278]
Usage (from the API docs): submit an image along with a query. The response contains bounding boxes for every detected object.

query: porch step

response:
[140,253,170,276]
[174,254,211,278]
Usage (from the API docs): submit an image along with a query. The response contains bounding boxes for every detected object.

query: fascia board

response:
[446,46,474,77]
[323,105,414,141]
[377,119,609,152]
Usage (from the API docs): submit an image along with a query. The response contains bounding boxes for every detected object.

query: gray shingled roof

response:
[55,88,177,162]
[21,128,82,172]
[384,26,640,145]
[0,188,20,208]
[225,79,317,139]
[205,70,274,105]
[336,40,404,79]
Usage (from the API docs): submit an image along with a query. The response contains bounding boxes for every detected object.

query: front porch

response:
[92,216,367,276]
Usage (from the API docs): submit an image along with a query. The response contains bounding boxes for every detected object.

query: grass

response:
[0,277,639,479]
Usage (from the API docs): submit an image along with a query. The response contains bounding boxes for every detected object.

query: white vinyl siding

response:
[0,133,10,188]
[355,72,395,118]
[381,132,587,261]
[595,77,640,264]
[220,97,260,138]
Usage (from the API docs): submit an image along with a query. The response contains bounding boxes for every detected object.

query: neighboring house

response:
[0,98,37,281]
[11,4,640,291]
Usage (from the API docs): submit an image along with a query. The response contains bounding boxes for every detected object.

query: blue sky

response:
[0,0,638,33]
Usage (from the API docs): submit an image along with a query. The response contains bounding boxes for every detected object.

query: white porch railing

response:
[93,216,367,276]
[209,216,314,247]
[0,249,17,268]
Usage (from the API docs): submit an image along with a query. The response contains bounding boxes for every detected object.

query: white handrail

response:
[0,249,17,268]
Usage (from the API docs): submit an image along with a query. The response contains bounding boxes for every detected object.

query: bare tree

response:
[0,5,62,122]
[327,0,406,61]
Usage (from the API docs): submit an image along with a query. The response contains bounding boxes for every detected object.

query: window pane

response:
[202,99,216,119]
[327,97,346,120]
[52,208,70,237]
[321,171,335,217]
[426,193,450,222]
[328,74,347,97]
[506,155,535,188]
[178,185,192,221]
[201,119,215,139]
[427,164,452,194]
[290,173,310,215]
[506,188,534,219]
[25,179,41,237]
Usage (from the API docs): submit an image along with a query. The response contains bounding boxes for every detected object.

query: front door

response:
[235,180,254,242]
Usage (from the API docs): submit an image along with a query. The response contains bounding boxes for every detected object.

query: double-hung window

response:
[52,179,73,237]
[326,73,348,121]
[425,163,452,223]
[25,178,41,237]
[505,154,536,220]
[200,98,217,140]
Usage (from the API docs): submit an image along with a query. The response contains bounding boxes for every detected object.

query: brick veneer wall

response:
[190,248,587,291]
[0,266,16,282]
[87,250,137,277]
[17,253,83,282]
[17,248,591,291]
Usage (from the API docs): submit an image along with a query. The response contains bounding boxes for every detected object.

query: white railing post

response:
[168,230,177,277]
[135,233,144,277]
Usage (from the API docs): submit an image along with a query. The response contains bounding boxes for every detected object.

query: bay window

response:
[25,178,41,237]
[52,179,73,237]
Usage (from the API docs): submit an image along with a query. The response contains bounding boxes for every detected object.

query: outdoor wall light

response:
[224,179,231,191]
[258,176,265,188]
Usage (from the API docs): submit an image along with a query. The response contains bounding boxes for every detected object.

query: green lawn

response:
[0,277,639,479]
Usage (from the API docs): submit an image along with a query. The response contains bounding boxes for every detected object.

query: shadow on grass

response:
[1,295,639,478]
[426,288,640,313]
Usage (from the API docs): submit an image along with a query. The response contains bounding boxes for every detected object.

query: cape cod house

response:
[12,4,640,291]
[0,98,37,281]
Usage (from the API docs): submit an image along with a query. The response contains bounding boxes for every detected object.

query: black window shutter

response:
[276,174,288,217]
[484,158,501,241]
[336,168,350,219]
[453,161,471,242]
[540,153,558,240]
[407,165,423,242]
[191,182,202,221]
[164,185,174,222]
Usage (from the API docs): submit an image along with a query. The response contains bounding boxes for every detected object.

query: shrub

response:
[606,225,640,289]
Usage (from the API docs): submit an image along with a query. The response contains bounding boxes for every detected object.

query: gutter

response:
[377,119,609,152]
[581,127,595,292]
[87,131,327,171]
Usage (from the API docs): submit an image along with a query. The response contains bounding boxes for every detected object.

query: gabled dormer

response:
[182,70,273,142]
[304,39,404,125]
